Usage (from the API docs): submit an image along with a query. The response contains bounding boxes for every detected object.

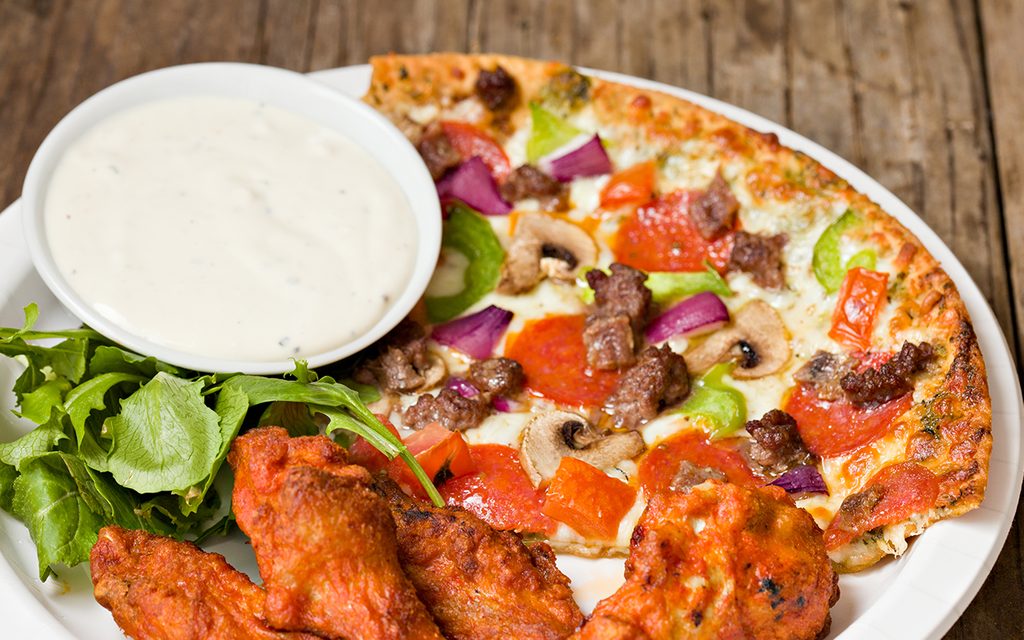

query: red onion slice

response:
[644,291,730,343]
[769,465,828,494]
[445,377,480,398]
[491,395,521,412]
[436,157,512,216]
[432,305,514,359]
[545,134,613,182]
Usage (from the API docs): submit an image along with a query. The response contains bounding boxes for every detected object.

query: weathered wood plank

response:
[705,0,787,126]
[980,0,1024,365]
[838,0,1012,338]
[786,0,858,163]
[0,0,263,211]
[964,1,1024,639]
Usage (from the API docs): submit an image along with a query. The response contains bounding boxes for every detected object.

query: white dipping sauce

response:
[44,97,418,362]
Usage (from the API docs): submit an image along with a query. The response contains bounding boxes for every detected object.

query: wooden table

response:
[1,0,1020,636]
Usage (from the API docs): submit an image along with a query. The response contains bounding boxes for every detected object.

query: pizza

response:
[353,53,992,572]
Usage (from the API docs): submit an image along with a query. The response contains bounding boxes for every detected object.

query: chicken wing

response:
[572,482,839,640]
[228,427,443,640]
[374,475,584,639]
[90,525,320,640]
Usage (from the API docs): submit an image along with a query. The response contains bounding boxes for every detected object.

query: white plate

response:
[0,64,1021,640]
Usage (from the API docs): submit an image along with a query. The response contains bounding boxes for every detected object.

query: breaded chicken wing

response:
[573,482,839,640]
[228,427,443,640]
[374,476,584,639]
[90,525,320,640]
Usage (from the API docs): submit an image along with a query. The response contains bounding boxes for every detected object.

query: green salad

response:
[0,304,439,580]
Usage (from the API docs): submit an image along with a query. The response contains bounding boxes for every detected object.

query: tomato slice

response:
[504,314,621,408]
[638,430,759,498]
[386,423,476,498]
[600,161,657,209]
[347,414,402,472]
[824,461,939,550]
[542,457,638,540]
[829,267,889,351]
[440,444,555,535]
[784,383,913,458]
[613,190,734,273]
[441,121,511,180]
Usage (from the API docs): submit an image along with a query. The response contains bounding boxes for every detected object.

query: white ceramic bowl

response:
[20,62,440,374]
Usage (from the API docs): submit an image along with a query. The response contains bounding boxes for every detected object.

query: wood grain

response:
[0,1,1019,637]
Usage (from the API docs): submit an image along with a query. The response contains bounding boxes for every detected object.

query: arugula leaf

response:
[0,408,67,469]
[179,384,248,515]
[259,402,319,436]
[285,359,316,383]
[88,345,182,378]
[0,337,90,387]
[64,372,145,443]
[192,512,236,545]
[0,463,15,511]
[17,377,71,425]
[13,452,104,580]
[343,379,380,405]
[79,464,173,535]
[314,404,440,505]
[223,375,443,506]
[1,303,39,343]
[425,205,505,323]
[105,373,223,495]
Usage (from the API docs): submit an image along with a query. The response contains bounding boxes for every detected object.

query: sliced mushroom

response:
[519,411,646,485]
[684,300,790,379]
[498,213,598,295]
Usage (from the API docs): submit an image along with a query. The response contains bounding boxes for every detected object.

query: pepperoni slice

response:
[441,121,512,180]
[784,383,913,458]
[613,190,734,273]
[440,444,555,535]
[638,430,759,498]
[505,314,621,408]
[824,461,940,550]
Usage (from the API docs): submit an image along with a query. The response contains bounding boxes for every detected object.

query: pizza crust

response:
[364,52,992,572]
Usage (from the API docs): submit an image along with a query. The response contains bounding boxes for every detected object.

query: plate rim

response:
[0,61,1020,640]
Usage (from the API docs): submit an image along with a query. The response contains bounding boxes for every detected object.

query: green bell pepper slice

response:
[578,262,732,305]
[425,205,505,324]
[526,102,582,162]
[812,209,878,293]
[678,363,747,438]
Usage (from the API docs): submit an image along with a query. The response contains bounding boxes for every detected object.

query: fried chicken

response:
[228,427,443,640]
[374,475,584,640]
[90,525,321,640]
[572,482,839,640]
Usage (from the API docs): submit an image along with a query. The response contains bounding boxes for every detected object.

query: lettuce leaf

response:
[0,408,67,469]
[13,452,105,580]
[105,373,223,495]
[0,463,15,512]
